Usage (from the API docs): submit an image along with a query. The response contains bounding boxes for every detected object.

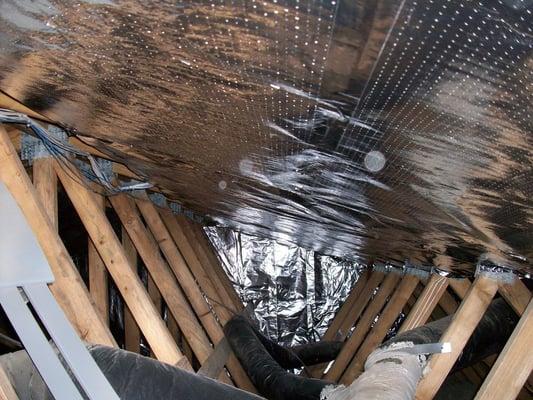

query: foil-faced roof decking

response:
[0,0,531,276]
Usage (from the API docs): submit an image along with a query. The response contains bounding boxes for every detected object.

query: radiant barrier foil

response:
[0,0,531,276]
[206,226,362,345]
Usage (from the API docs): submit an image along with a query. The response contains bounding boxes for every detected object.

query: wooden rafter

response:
[32,156,58,229]
[109,194,214,369]
[307,270,373,378]
[0,126,116,346]
[474,297,533,400]
[438,288,460,315]
[55,164,188,368]
[498,279,531,315]
[133,196,256,391]
[321,270,371,342]
[399,274,448,333]
[340,275,419,384]
[156,204,235,322]
[122,226,141,354]
[88,192,109,324]
[415,275,499,400]
[324,272,398,382]
[449,278,471,299]
[178,216,245,313]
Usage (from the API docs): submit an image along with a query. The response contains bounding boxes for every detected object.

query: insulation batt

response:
[320,342,424,400]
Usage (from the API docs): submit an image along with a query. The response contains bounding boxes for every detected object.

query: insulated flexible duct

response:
[1,299,518,400]
[386,297,517,371]
[1,345,265,400]
[225,298,518,400]
[224,315,343,400]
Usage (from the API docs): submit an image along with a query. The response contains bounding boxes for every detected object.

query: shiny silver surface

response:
[205,226,362,345]
[0,0,531,275]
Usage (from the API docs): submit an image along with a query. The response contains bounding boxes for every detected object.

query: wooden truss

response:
[313,265,532,400]
[0,124,531,399]
[0,125,256,395]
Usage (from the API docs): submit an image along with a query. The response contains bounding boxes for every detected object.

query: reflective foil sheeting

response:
[205,226,362,345]
[0,0,531,276]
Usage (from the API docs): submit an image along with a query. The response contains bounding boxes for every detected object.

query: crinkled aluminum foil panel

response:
[0,0,531,275]
[205,226,361,345]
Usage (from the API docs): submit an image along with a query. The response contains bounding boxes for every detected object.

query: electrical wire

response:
[0,108,152,194]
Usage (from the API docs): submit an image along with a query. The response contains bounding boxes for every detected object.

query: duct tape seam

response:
[475,260,516,284]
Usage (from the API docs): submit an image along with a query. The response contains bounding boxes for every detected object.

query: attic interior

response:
[0,0,531,399]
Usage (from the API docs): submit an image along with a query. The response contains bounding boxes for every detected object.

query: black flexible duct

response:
[224,315,339,400]
[386,297,518,371]
[1,345,265,400]
[244,317,344,369]
[1,300,518,400]
[225,298,518,400]
[89,345,264,399]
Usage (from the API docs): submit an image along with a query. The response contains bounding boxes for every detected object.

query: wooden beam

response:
[54,165,188,368]
[415,276,499,400]
[88,192,109,324]
[496,279,533,393]
[0,126,115,346]
[498,279,531,315]
[337,272,386,339]
[110,194,213,367]
[340,275,419,384]
[399,275,449,333]
[0,365,19,400]
[134,197,256,392]
[167,313,183,356]
[307,270,371,378]
[323,270,371,342]
[158,206,235,321]
[177,216,244,313]
[122,227,141,353]
[324,272,399,382]
[438,288,460,315]
[449,278,471,299]
[475,298,533,400]
[451,277,533,392]
[197,338,232,379]
[32,158,58,229]
[147,272,163,359]
[6,128,20,153]
[309,270,385,378]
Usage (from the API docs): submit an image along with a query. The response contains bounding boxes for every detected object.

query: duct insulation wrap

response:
[224,315,343,400]
[0,345,265,400]
[321,342,424,400]
[205,226,363,345]
[224,298,518,400]
[321,297,519,400]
